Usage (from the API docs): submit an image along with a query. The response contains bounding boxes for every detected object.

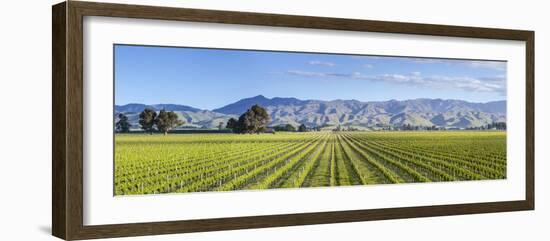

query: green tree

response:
[155,109,184,135]
[226,118,239,133]
[139,108,157,134]
[273,124,296,132]
[237,114,248,133]
[298,123,308,132]
[115,113,131,133]
[237,104,270,134]
[284,124,296,132]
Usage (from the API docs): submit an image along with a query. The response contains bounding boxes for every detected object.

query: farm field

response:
[114,131,506,195]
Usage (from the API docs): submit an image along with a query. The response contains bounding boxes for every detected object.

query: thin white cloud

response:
[354,72,506,94]
[286,70,327,77]
[350,56,382,60]
[308,60,335,67]
[286,70,348,78]
[285,70,505,94]
[363,64,374,69]
[405,58,507,71]
[407,58,445,64]
[465,61,507,71]
[349,56,506,71]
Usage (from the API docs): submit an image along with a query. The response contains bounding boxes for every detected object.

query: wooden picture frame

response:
[52,1,534,240]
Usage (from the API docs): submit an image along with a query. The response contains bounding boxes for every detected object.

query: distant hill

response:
[115,103,233,129]
[212,95,305,115]
[115,96,506,129]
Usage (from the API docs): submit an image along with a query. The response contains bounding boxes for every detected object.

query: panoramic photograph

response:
[113,44,507,196]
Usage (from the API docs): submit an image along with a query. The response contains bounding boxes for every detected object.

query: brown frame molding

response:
[52,1,535,240]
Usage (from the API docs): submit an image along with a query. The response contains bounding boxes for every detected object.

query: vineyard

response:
[114,131,506,195]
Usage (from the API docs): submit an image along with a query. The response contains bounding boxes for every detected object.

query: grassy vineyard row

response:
[114,131,506,195]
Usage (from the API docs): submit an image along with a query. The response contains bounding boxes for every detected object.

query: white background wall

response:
[0,0,547,240]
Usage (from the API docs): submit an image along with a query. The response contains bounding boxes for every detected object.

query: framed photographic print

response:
[52,1,534,240]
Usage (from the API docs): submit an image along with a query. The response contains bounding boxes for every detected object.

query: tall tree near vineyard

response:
[155,109,184,135]
[115,113,131,133]
[139,108,157,135]
[226,117,239,133]
[238,104,270,134]
[298,123,308,132]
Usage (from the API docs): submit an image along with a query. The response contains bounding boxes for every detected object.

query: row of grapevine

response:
[343,134,455,182]
[114,131,507,195]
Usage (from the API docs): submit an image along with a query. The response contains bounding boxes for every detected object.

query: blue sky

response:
[115,44,506,110]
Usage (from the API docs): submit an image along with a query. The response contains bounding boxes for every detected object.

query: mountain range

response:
[115,95,506,129]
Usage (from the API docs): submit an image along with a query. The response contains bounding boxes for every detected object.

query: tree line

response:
[272,123,318,132]
[116,108,184,135]
[224,104,322,134]
[465,122,506,130]
[373,122,507,131]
